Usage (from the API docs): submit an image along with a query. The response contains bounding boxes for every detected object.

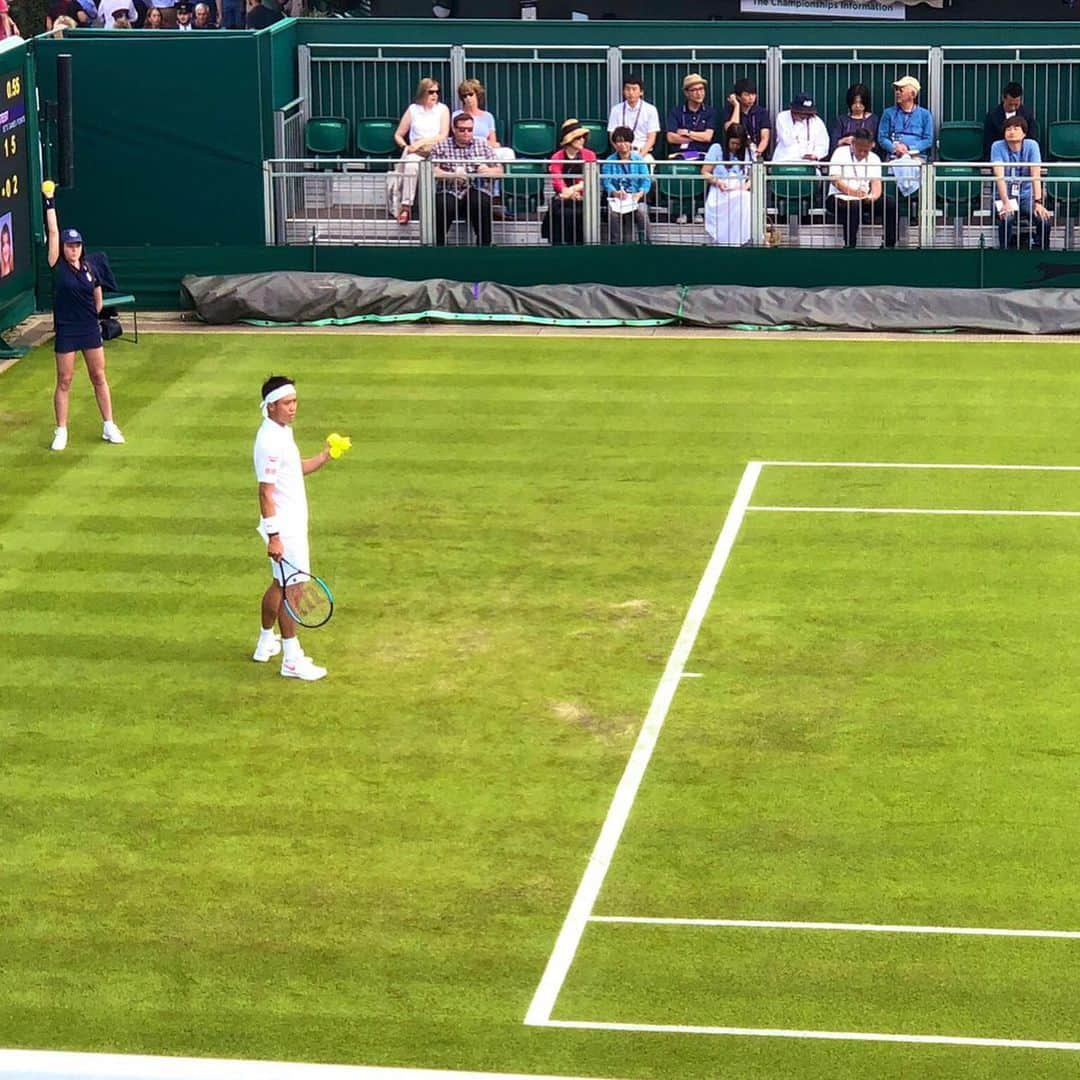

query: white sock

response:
[54,425,67,434]
[282,637,302,661]
[258,626,276,644]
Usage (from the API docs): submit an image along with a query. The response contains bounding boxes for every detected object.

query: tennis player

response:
[42,181,124,452]
[253,375,334,681]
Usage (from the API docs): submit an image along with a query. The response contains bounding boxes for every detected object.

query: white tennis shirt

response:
[254,417,308,534]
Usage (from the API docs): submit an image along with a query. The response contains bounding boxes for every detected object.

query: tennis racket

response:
[277,557,335,628]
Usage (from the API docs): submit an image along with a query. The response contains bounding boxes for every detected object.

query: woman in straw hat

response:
[547,119,597,245]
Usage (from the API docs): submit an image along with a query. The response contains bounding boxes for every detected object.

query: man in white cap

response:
[253,374,336,681]
[772,93,830,164]
[879,75,934,161]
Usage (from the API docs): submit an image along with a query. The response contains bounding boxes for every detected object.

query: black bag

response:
[100,316,123,341]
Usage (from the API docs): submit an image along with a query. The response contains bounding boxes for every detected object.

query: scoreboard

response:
[0,41,32,331]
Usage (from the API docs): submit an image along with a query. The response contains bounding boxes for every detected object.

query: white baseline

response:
[524,462,763,1026]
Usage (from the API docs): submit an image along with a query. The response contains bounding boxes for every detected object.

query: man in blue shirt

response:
[990,115,1052,250]
[665,73,717,162]
[878,75,934,161]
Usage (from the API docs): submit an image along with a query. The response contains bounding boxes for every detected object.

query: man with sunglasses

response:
[430,113,504,246]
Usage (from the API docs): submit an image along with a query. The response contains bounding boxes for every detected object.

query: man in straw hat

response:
[666,73,717,163]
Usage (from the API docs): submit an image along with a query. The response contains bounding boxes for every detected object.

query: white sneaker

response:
[675,213,688,225]
[102,421,125,444]
[252,636,282,662]
[694,210,705,224]
[50,426,68,451]
[280,656,327,681]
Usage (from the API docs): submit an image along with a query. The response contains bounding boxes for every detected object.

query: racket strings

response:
[283,574,333,627]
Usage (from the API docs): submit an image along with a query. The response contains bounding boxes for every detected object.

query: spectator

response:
[983,81,1038,162]
[602,125,650,245]
[772,93,829,164]
[451,77,515,212]
[879,75,934,161]
[111,7,131,23]
[991,115,1052,250]
[47,0,91,27]
[142,5,163,23]
[389,76,451,227]
[721,77,770,160]
[245,0,282,26]
[547,118,596,245]
[606,75,660,163]
[827,127,894,248]
[218,0,242,29]
[98,0,136,27]
[830,83,879,155]
[430,112,503,247]
[192,1,216,25]
[0,0,20,36]
[665,73,717,162]
[701,122,752,247]
[51,12,77,27]
[175,1,192,25]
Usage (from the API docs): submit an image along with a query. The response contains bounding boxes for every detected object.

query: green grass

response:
[4,334,1080,1079]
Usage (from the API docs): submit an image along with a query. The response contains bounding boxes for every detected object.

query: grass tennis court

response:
[3,332,1080,1079]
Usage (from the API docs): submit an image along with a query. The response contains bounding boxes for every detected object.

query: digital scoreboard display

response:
[0,41,31,330]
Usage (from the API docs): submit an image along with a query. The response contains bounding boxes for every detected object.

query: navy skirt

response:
[54,326,104,354]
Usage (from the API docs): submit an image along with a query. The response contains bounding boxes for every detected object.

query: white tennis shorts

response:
[269,532,310,585]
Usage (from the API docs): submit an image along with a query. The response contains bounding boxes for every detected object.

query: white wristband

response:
[261,516,279,535]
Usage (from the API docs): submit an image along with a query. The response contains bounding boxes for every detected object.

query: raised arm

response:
[43,180,59,268]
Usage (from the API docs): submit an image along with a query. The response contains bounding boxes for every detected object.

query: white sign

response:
[740,0,906,18]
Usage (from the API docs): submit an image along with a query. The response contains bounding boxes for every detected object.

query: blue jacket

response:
[878,105,934,157]
[601,152,652,196]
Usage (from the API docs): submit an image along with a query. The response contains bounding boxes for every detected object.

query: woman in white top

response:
[701,123,753,246]
[389,76,450,226]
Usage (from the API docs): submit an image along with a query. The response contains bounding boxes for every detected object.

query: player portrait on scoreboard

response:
[0,212,13,278]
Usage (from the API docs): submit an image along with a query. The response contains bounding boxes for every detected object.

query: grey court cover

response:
[181,272,1080,334]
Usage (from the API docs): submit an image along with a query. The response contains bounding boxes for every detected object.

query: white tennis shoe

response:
[50,426,68,451]
[252,636,282,662]
[102,421,125,444]
[280,656,327,681]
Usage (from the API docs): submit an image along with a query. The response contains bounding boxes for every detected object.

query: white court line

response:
[589,916,1080,939]
[523,461,763,1027]
[760,460,1080,472]
[748,505,1080,518]
[537,1019,1080,1053]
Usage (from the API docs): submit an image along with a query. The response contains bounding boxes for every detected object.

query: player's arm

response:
[301,444,332,475]
[258,481,283,560]
[43,181,59,268]
[93,284,103,314]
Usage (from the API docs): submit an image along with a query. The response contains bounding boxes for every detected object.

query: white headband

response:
[261,383,296,417]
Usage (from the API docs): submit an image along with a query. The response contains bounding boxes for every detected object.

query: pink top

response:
[550,146,598,193]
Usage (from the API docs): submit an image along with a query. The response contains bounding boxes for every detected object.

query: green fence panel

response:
[31,33,270,247]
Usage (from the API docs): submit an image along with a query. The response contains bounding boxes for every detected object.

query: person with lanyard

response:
[826,127,894,249]
[829,83,879,156]
[253,376,338,681]
[606,75,660,164]
[42,180,124,452]
[701,123,753,247]
[722,77,771,161]
[665,73,717,162]
[990,115,1052,250]
[878,75,934,162]
[983,82,1038,163]
[601,125,651,244]
[772,93,830,164]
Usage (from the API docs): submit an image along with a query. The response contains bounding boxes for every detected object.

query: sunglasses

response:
[427,89,440,96]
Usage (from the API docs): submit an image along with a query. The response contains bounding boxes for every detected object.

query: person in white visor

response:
[253,375,336,681]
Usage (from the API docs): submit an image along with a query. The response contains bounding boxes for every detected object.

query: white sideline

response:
[523,462,763,1026]
[589,916,1080,938]
[761,459,1080,472]
[0,1051,601,1080]
[749,505,1080,518]
[537,1020,1080,1053]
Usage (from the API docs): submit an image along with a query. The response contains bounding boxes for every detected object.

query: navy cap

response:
[790,94,815,112]
[61,228,83,244]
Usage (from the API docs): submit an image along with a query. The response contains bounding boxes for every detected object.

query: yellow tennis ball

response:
[41,180,56,198]
[327,432,352,460]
